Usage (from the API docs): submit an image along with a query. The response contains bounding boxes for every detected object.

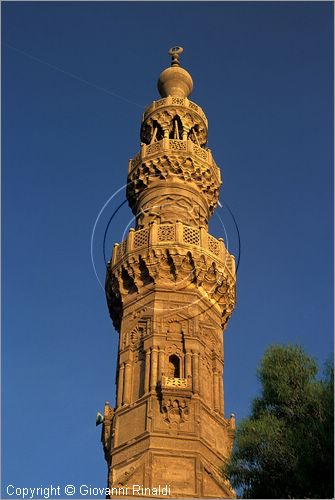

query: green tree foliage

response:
[224,345,334,498]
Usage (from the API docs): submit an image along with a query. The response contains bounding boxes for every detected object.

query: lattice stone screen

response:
[158,224,175,242]
[169,139,187,151]
[183,225,200,245]
[133,228,149,249]
[162,376,188,388]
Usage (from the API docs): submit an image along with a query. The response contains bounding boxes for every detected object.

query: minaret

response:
[103,47,236,498]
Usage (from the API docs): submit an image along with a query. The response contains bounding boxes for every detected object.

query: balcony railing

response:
[111,220,235,276]
[161,376,189,388]
[143,96,208,125]
[128,138,221,185]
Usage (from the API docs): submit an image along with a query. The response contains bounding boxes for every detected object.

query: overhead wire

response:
[6,42,241,280]
[5,43,144,108]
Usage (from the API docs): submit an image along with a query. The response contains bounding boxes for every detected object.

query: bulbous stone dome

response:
[157,46,193,98]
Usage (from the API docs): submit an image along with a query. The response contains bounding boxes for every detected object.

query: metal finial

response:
[168,46,183,67]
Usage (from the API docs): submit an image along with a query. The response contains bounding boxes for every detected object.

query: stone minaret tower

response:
[103,47,236,498]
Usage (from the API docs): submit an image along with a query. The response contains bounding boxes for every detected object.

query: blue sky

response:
[2,1,333,497]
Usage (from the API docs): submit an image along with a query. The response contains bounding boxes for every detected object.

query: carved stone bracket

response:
[159,376,193,428]
[106,247,236,329]
[127,148,221,215]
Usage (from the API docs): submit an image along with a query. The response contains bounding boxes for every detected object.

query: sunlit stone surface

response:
[103,47,236,498]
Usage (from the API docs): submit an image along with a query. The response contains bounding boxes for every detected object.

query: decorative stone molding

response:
[127,140,221,215]
[129,140,217,170]
[162,397,190,426]
[106,246,235,330]
[136,192,209,228]
[111,221,234,271]
[162,376,189,388]
[123,320,147,350]
[143,96,208,127]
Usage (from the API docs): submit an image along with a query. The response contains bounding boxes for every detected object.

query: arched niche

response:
[167,354,180,378]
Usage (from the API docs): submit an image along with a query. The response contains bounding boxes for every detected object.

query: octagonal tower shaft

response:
[104,49,236,498]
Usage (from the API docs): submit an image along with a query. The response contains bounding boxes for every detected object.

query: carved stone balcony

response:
[161,376,189,388]
[106,220,236,330]
[127,139,222,216]
[159,376,193,428]
[111,220,235,277]
[143,95,208,127]
[128,138,220,181]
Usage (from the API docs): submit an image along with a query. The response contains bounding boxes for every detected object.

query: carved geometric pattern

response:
[146,142,162,155]
[162,376,188,388]
[169,139,187,151]
[127,153,221,215]
[136,194,208,229]
[129,139,214,171]
[143,96,207,124]
[158,224,175,241]
[106,247,235,330]
[171,97,184,105]
[183,225,200,245]
[133,228,149,248]
[208,234,220,256]
[129,326,140,346]
[122,320,147,350]
[114,223,230,265]
[193,143,208,161]
[161,397,190,426]
[166,343,183,357]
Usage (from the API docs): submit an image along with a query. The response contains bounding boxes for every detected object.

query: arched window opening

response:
[167,355,180,378]
[140,123,151,145]
[150,121,164,143]
[140,121,164,145]
[169,116,183,140]
[188,125,201,146]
